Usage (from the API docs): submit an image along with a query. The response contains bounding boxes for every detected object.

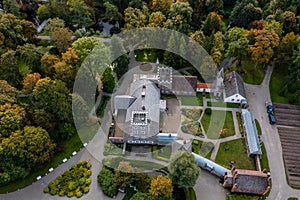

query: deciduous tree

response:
[97,167,118,198]
[202,12,223,36]
[151,0,173,14]
[22,73,41,94]
[148,12,166,27]
[123,7,148,30]
[52,27,73,53]
[101,67,116,93]
[67,0,95,27]
[168,151,200,188]
[40,54,61,78]
[149,176,173,199]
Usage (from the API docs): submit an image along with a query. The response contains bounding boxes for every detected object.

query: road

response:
[245,62,300,199]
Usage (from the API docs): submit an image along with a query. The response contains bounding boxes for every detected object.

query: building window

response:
[231,99,235,101]
[237,99,240,102]
[235,94,238,97]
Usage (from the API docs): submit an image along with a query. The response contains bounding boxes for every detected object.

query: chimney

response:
[142,106,145,110]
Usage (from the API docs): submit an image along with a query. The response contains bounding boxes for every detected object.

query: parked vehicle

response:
[265,101,274,114]
[268,113,276,125]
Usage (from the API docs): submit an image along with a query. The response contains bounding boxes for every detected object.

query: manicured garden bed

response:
[215,138,256,170]
[44,160,92,198]
[201,110,235,139]
[181,108,203,136]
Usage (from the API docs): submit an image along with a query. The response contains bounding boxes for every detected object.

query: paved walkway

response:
[245,62,300,199]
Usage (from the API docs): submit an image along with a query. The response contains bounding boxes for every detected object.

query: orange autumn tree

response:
[249,29,279,68]
[149,175,173,199]
[22,73,41,94]
[116,161,133,187]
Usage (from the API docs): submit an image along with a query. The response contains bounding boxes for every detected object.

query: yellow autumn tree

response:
[149,175,173,199]
[116,161,133,187]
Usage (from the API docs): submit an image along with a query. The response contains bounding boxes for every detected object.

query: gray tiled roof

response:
[123,79,161,139]
[114,95,136,110]
[224,71,246,98]
[232,169,269,195]
[242,109,262,155]
[172,76,197,94]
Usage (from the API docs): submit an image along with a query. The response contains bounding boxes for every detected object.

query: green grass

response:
[180,93,203,106]
[185,188,196,200]
[261,143,270,172]
[134,49,157,62]
[192,139,214,159]
[215,138,256,170]
[0,132,85,193]
[227,194,262,200]
[207,100,240,108]
[77,123,100,144]
[96,95,111,118]
[269,67,300,104]
[201,111,235,139]
[103,157,165,171]
[152,145,172,161]
[236,112,244,135]
[288,198,299,200]
[235,59,265,85]
[255,119,262,135]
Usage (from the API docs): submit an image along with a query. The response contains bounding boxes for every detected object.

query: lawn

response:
[226,194,263,200]
[236,59,265,85]
[269,68,289,104]
[201,110,235,139]
[134,49,158,63]
[255,119,262,135]
[215,138,256,170]
[185,188,197,200]
[152,145,172,161]
[103,157,165,171]
[236,112,244,135]
[96,95,111,118]
[192,139,214,159]
[180,93,203,106]
[260,143,270,172]
[207,100,240,108]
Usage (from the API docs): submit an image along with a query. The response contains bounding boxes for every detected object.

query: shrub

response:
[67,191,74,197]
[205,108,212,115]
[83,187,90,193]
[85,178,91,185]
[43,187,49,193]
[76,191,83,198]
[59,191,65,196]
[49,189,57,196]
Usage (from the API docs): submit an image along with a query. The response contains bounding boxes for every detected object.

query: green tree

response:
[0,80,19,102]
[16,43,41,73]
[202,11,223,36]
[98,167,118,198]
[40,54,61,78]
[164,2,193,34]
[151,0,173,14]
[0,103,26,137]
[264,20,283,37]
[281,11,297,34]
[206,0,223,14]
[163,32,181,68]
[225,27,249,61]
[52,27,73,53]
[104,1,123,22]
[32,109,56,132]
[149,176,173,200]
[101,67,116,93]
[43,18,65,36]
[148,12,166,27]
[21,126,56,165]
[210,31,224,66]
[71,93,89,128]
[115,161,133,187]
[67,0,95,27]
[277,32,299,67]
[131,192,153,200]
[193,0,207,24]
[123,7,148,30]
[53,61,76,89]
[72,37,100,62]
[0,50,21,87]
[33,78,72,122]
[37,4,50,21]
[230,1,262,28]
[168,151,200,188]
[3,0,21,18]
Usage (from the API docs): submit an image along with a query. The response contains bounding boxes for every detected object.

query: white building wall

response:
[224,94,246,104]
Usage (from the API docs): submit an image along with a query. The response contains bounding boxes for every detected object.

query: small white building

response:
[223,71,246,104]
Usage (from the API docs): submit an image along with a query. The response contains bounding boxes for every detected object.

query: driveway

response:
[245,63,300,199]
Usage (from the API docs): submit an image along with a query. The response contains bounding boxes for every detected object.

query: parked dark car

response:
[265,101,274,114]
[268,113,276,125]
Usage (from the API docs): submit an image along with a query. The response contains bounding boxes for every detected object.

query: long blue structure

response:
[192,152,230,178]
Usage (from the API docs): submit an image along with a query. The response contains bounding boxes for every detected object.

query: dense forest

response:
[0,0,299,188]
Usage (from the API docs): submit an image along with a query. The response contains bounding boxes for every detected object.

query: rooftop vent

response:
[141,91,146,97]
[142,106,145,110]
[143,85,146,88]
